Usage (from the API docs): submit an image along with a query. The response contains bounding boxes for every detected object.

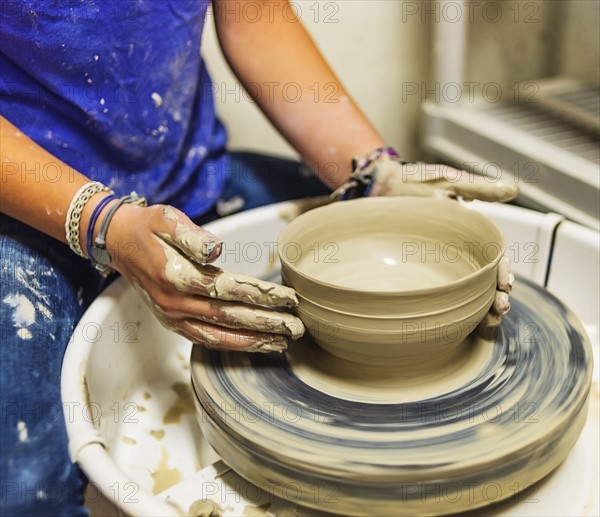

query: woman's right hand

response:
[104,203,304,352]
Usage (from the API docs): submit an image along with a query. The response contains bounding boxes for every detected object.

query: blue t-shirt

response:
[1,0,228,217]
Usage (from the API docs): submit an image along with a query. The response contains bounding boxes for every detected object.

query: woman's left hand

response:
[332,149,519,202]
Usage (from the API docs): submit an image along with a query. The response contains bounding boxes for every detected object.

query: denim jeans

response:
[0,151,329,516]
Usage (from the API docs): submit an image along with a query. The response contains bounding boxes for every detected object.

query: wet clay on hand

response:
[368,155,519,202]
[115,205,304,352]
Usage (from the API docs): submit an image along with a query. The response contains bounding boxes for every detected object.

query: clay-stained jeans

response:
[0,152,329,516]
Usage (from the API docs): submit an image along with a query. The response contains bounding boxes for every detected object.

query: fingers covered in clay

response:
[205,300,304,339]
[116,204,303,353]
[492,290,511,315]
[497,256,515,293]
[157,239,298,307]
[154,205,222,264]
[447,175,519,203]
[160,295,304,339]
[132,276,303,352]
[492,256,514,315]
[372,161,519,203]
[181,320,289,353]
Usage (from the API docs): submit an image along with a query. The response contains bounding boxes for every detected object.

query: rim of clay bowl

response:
[278,197,505,297]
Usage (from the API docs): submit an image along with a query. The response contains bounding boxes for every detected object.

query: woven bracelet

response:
[64,181,112,258]
[331,147,404,201]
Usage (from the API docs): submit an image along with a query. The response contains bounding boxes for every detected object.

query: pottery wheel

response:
[190,278,593,516]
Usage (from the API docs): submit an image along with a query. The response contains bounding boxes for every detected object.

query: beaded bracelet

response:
[331,147,404,201]
[65,181,112,257]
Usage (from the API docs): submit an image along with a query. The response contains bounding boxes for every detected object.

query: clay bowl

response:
[278,197,505,365]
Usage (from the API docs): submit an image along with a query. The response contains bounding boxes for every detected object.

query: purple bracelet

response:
[340,147,402,200]
[86,194,117,260]
[351,146,400,174]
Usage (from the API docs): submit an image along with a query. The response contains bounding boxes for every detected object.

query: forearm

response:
[1,116,106,251]
[213,0,385,189]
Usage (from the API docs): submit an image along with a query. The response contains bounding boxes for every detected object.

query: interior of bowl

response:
[278,197,505,296]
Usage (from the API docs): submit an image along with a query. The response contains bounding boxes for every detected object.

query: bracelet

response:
[331,147,404,201]
[85,194,118,261]
[65,181,112,257]
[351,147,401,173]
[90,192,147,275]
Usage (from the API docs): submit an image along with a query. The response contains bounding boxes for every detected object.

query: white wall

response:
[201,0,430,161]
[557,0,600,85]
[466,0,600,92]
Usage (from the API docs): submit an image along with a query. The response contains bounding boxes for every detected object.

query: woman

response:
[0,1,515,515]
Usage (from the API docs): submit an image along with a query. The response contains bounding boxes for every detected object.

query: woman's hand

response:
[372,160,519,202]
[333,151,519,203]
[106,204,304,352]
